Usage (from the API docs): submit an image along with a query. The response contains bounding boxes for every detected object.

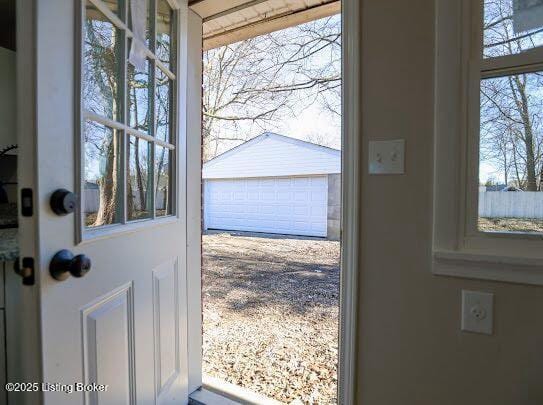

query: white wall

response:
[203,133,340,179]
[357,1,543,403]
[0,47,15,151]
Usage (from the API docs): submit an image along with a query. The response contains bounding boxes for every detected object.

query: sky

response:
[204,14,342,157]
[480,162,502,184]
[258,102,340,150]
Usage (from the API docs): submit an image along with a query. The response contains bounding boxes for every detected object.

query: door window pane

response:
[479,71,543,233]
[81,0,176,231]
[96,0,124,19]
[84,121,122,227]
[84,1,123,121]
[128,136,152,220]
[155,145,172,216]
[484,0,543,58]
[156,67,172,143]
[128,55,152,134]
[156,0,174,69]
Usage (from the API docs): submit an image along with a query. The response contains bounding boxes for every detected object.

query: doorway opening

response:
[200,10,342,404]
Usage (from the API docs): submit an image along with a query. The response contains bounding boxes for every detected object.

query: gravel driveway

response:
[202,231,340,404]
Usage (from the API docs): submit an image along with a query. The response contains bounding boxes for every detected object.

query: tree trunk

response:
[510,75,537,191]
[503,148,508,186]
[134,138,147,211]
[519,96,537,191]
[87,21,120,225]
[94,135,119,226]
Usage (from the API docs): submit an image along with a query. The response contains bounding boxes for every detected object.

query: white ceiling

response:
[189,0,340,50]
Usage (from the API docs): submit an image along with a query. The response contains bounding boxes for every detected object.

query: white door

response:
[204,176,328,237]
[10,0,193,403]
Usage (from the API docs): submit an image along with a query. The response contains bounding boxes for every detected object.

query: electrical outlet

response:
[461,290,493,335]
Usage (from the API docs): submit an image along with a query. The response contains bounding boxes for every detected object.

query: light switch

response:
[368,139,405,174]
[461,290,493,335]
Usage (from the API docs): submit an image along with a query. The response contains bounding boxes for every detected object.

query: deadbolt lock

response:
[50,189,77,216]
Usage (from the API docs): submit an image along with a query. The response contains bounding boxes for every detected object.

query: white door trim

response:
[338,0,360,403]
[185,8,204,395]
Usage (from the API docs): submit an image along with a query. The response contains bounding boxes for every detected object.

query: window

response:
[478,0,543,235]
[433,0,543,285]
[81,0,176,231]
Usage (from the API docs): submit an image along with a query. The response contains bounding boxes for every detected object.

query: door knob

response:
[49,249,91,281]
[50,189,77,216]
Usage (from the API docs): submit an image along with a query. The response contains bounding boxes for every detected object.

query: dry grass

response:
[478,217,543,233]
[202,232,340,404]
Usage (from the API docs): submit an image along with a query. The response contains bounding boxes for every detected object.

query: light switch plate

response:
[368,139,405,174]
[461,290,493,335]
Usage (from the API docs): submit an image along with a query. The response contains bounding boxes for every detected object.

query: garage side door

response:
[204,176,328,237]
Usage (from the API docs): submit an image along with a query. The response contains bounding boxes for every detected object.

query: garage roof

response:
[189,0,340,50]
[203,132,340,179]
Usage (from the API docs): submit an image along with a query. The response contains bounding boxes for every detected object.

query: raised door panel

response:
[81,284,135,405]
[153,259,180,403]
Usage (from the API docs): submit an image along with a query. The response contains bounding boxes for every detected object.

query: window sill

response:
[432,250,543,286]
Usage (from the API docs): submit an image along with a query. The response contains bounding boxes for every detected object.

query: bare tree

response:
[83,11,122,226]
[480,0,543,190]
[84,6,172,225]
[202,15,341,161]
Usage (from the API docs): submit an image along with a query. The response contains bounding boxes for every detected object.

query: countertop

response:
[0,228,18,261]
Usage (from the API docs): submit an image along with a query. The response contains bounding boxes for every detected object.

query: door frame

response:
[9,1,42,403]
[186,0,361,403]
[338,0,360,403]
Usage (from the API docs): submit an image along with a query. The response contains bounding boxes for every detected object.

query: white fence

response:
[85,188,168,213]
[479,191,543,219]
[84,189,100,213]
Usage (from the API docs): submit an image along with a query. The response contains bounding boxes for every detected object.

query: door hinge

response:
[21,188,33,217]
[13,257,35,286]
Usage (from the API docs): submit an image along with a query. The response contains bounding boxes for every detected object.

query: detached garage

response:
[203,132,341,238]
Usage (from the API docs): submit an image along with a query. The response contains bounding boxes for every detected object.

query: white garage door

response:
[204,176,328,237]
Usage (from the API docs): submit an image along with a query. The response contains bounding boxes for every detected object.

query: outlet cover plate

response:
[461,290,494,335]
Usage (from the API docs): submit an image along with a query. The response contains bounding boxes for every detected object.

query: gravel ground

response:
[479,217,543,233]
[202,232,340,404]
